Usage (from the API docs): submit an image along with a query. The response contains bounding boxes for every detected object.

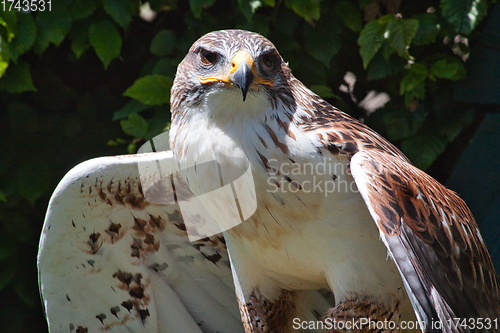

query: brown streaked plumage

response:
[239,290,297,333]
[323,295,402,333]
[169,29,500,332]
[351,150,499,319]
[39,29,499,333]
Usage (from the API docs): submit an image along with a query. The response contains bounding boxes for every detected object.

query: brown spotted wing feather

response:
[351,150,500,331]
[38,151,244,333]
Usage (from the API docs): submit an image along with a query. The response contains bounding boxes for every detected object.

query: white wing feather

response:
[38,151,244,333]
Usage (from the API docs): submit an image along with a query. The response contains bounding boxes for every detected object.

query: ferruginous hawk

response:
[38,30,499,333]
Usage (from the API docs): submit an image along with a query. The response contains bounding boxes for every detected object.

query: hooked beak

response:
[198,50,274,102]
[231,60,254,101]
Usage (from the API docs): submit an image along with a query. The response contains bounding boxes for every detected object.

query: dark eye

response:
[261,53,275,68]
[200,49,218,65]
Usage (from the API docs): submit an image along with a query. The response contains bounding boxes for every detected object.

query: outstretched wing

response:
[351,150,500,332]
[38,150,244,333]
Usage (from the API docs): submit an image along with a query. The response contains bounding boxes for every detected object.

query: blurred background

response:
[0,0,499,331]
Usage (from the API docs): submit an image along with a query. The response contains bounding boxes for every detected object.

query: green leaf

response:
[113,99,148,120]
[304,19,341,67]
[441,121,465,142]
[383,105,426,141]
[70,21,90,59]
[123,75,172,105]
[443,109,474,141]
[0,9,18,41]
[441,0,487,34]
[310,85,340,99]
[150,30,176,56]
[88,20,122,69]
[385,18,419,58]
[381,40,396,62]
[431,59,458,78]
[17,161,50,206]
[189,0,216,19]
[404,82,425,106]
[0,61,36,93]
[103,0,137,28]
[108,137,126,146]
[0,189,6,202]
[358,19,387,69]
[335,1,362,32]
[400,63,428,95]
[238,0,263,21]
[152,57,179,76]
[431,58,466,80]
[263,0,275,5]
[367,52,406,80]
[378,14,394,24]
[145,108,171,140]
[413,13,440,45]
[33,9,72,54]
[401,132,449,170]
[120,113,148,138]
[8,13,37,62]
[70,0,99,20]
[127,141,137,154]
[0,35,10,77]
[286,0,321,22]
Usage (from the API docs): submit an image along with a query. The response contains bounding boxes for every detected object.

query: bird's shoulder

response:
[290,81,405,161]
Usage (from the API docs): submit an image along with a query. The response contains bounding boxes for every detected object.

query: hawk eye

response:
[199,49,218,66]
[261,53,275,68]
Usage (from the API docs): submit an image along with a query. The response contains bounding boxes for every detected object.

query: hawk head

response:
[171,30,294,120]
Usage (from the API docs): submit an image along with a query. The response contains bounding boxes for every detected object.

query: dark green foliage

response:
[0,0,495,331]
[102,0,136,28]
[89,20,122,69]
[0,61,36,92]
[123,74,172,106]
[441,0,487,34]
[150,29,177,56]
